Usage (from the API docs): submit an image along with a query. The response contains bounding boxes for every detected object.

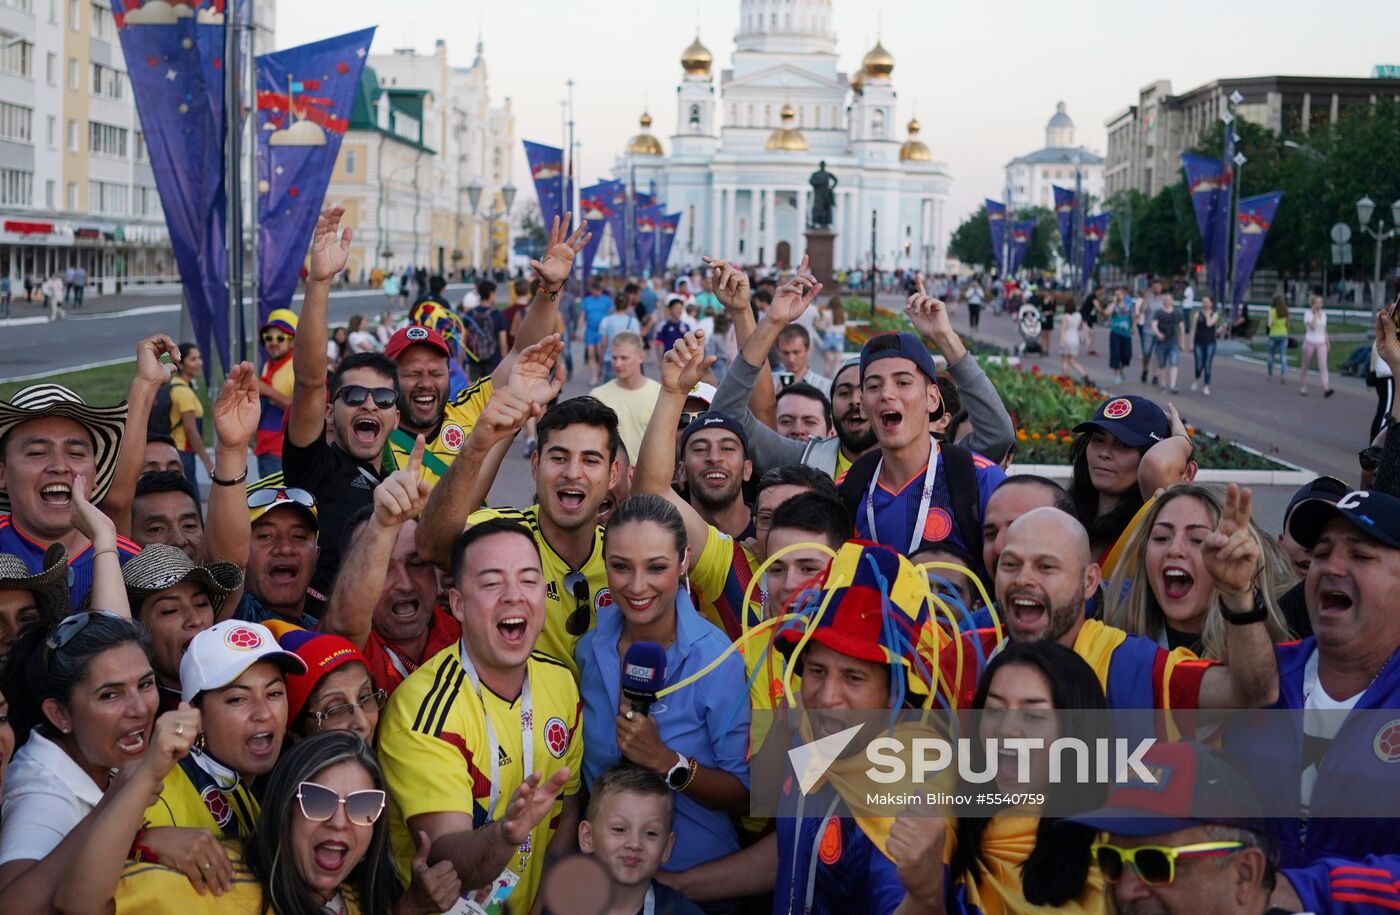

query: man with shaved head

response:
[941,493,1279,713]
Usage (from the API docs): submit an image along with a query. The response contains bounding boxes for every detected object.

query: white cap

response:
[179,620,308,703]
[687,382,717,406]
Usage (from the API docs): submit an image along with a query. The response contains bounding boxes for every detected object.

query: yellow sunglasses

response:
[1092,840,1245,886]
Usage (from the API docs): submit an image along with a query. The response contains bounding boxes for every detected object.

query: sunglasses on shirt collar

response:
[564,571,591,636]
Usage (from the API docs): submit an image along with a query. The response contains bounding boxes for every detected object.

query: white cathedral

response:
[612,0,951,275]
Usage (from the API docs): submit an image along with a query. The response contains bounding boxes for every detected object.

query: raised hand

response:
[1375,296,1400,377]
[1165,401,1190,440]
[69,474,116,550]
[702,256,751,314]
[1202,483,1262,601]
[308,206,352,283]
[500,768,573,847]
[474,387,544,447]
[212,362,261,451]
[507,334,566,407]
[138,704,201,785]
[374,436,432,527]
[905,276,954,343]
[402,830,463,915]
[530,213,591,287]
[661,330,716,395]
[886,815,946,908]
[134,334,180,388]
[767,255,822,325]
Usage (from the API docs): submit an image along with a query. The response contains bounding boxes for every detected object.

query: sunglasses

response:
[335,385,398,410]
[1092,841,1244,886]
[296,781,386,827]
[678,411,704,431]
[1359,446,1383,473]
[564,571,592,637]
[261,332,290,344]
[309,689,388,730]
[46,610,124,656]
[247,487,316,511]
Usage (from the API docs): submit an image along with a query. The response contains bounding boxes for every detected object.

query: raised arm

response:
[205,363,259,580]
[635,331,721,558]
[418,337,565,568]
[703,256,773,423]
[492,215,590,384]
[70,476,129,617]
[322,438,431,649]
[1196,485,1281,709]
[288,207,351,449]
[102,335,180,535]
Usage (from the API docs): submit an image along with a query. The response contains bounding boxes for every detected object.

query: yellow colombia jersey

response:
[468,504,606,677]
[387,377,494,488]
[834,447,854,484]
[688,525,762,642]
[115,842,365,914]
[143,755,259,840]
[377,645,582,913]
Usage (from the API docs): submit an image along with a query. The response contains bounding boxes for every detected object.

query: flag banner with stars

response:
[579,181,620,280]
[111,0,235,377]
[1231,191,1283,307]
[1052,185,1077,268]
[523,141,571,231]
[1080,212,1111,291]
[634,205,664,276]
[603,182,629,274]
[255,27,375,328]
[984,199,1007,275]
[1181,152,1232,302]
[658,211,682,271]
[1008,219,1036,275]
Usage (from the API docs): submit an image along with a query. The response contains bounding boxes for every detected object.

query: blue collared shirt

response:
[576,590,751,872]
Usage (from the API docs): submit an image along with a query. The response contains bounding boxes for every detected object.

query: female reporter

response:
[575,494,751,879]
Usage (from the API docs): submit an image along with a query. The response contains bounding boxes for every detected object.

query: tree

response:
[1019,207,1059,272]
[948,203,994,268]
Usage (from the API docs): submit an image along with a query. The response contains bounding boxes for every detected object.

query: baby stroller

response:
[1017,303,1044,355]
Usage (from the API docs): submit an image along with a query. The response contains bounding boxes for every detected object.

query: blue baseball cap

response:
[679,411,750,456]
[1072,395,1170,449]
[859,332,938,384]
[1288,489,1400,550]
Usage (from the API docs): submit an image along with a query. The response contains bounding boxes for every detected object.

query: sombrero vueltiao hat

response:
[122,544,244,619]
[776,539,937,700]
[261,308,299,335]
[0,543,71,622]
[0,384,126,513]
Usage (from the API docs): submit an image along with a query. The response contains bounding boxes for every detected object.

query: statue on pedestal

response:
[809,160,838,229]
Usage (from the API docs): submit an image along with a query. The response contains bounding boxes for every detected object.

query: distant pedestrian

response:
[44,273,66,321]
[23,272,34,302]
[1190,294,1220,396]
[1151,293,1185,393]
[72,266,87,307]
[0,275,10,318]
[1058,298,1090,382]
[965,277,984,328]
[1299,293,1333,397]
[1266,295,1290,382]
[64,266,77,304]
[1106,287,1134,385]
[1136,278,1164,385]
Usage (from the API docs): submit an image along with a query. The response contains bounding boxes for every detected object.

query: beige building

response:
[324,38,514,283]
[0,0,274,292]
[1105,74,1400,199]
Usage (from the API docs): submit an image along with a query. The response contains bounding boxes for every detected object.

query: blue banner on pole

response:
[985,199,1007,274]
[634,205,663,275]
[255,28,374,330]
[523,141,571,229]
[579,181,621,279]
[659,212,682,270]
[1008,219,1036,275]
[1081,213,1111,290]
[1232,192,1283,306]
[1181,152,1230,302]
[1052,186,1077,266]
[112,0,231,375]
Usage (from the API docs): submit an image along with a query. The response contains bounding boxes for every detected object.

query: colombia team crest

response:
[544,717,570,758]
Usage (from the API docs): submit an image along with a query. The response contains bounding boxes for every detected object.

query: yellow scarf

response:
[944,815,1104,915]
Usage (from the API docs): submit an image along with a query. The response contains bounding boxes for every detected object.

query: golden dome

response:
[765,104,807,152]
[862,40,894,77]
[850,68,865,94]
[681,35,712,75]
[626,112,664,156]
[900,116,931,161]
[907,116,921,133]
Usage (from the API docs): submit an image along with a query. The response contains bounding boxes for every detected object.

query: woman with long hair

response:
[1059,298,1090,382]
[1067,396,1170,561]
[1104,483,1293,658]
[1266,295,1290,382]
[1190,295,1220,396]
[1299,294,1333,397]
[944,640,1108,913]
[58,730,460,914]
[170,342,214,482]
[575,494,751,881]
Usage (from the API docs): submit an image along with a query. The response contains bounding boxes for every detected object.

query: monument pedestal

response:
[804,228,836,290]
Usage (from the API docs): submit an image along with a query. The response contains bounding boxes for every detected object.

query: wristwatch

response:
[664,752,691,791]
[1219,587,1270,626]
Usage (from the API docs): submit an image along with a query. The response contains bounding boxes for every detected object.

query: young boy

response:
[654,298,689,359]
[575,765,704,915]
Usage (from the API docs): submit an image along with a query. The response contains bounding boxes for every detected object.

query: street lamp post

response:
[378,162,422,273]
[467,182,517,280]
[1356,195,1400,307]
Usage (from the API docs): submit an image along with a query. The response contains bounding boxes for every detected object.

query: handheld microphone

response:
[620,641,667,717]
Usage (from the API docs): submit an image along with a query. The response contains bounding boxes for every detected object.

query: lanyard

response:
[458,641,534,864]
[786,792,842,915]
[383,644,417,682]
[642,885,655,915]
[864,437,941,554]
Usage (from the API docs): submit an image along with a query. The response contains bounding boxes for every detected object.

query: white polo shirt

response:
[0,729,106,865]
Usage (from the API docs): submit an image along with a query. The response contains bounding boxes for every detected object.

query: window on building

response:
[45,179,54,208]
[91,63,123,99]
[88,179,126,215]
[344,149,356,175]
[66,118,76,151]
[0,102,33,142]
[46,115,55,148]
[813,107,820,128]
[746,104,753,127]
[45,52,56,85]
[133,185,157,216]
[66,181,76,209]
[872,109,885,139]
[0,0,34,11]
[67,0,78,29]
[0,168,33,206]
[134,130,147,161]
[689,104,701,131]
[764,104,771,127]
[67,57,78,89]
[0,33,32,77]
[48,0,56,23]
[88,120,128,158]
[91,2,111,38]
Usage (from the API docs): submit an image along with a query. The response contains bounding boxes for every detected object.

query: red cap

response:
[386,324,450,361]
[264,622,369,722]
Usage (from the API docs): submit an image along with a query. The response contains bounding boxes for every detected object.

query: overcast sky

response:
[277,0,1400,242]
